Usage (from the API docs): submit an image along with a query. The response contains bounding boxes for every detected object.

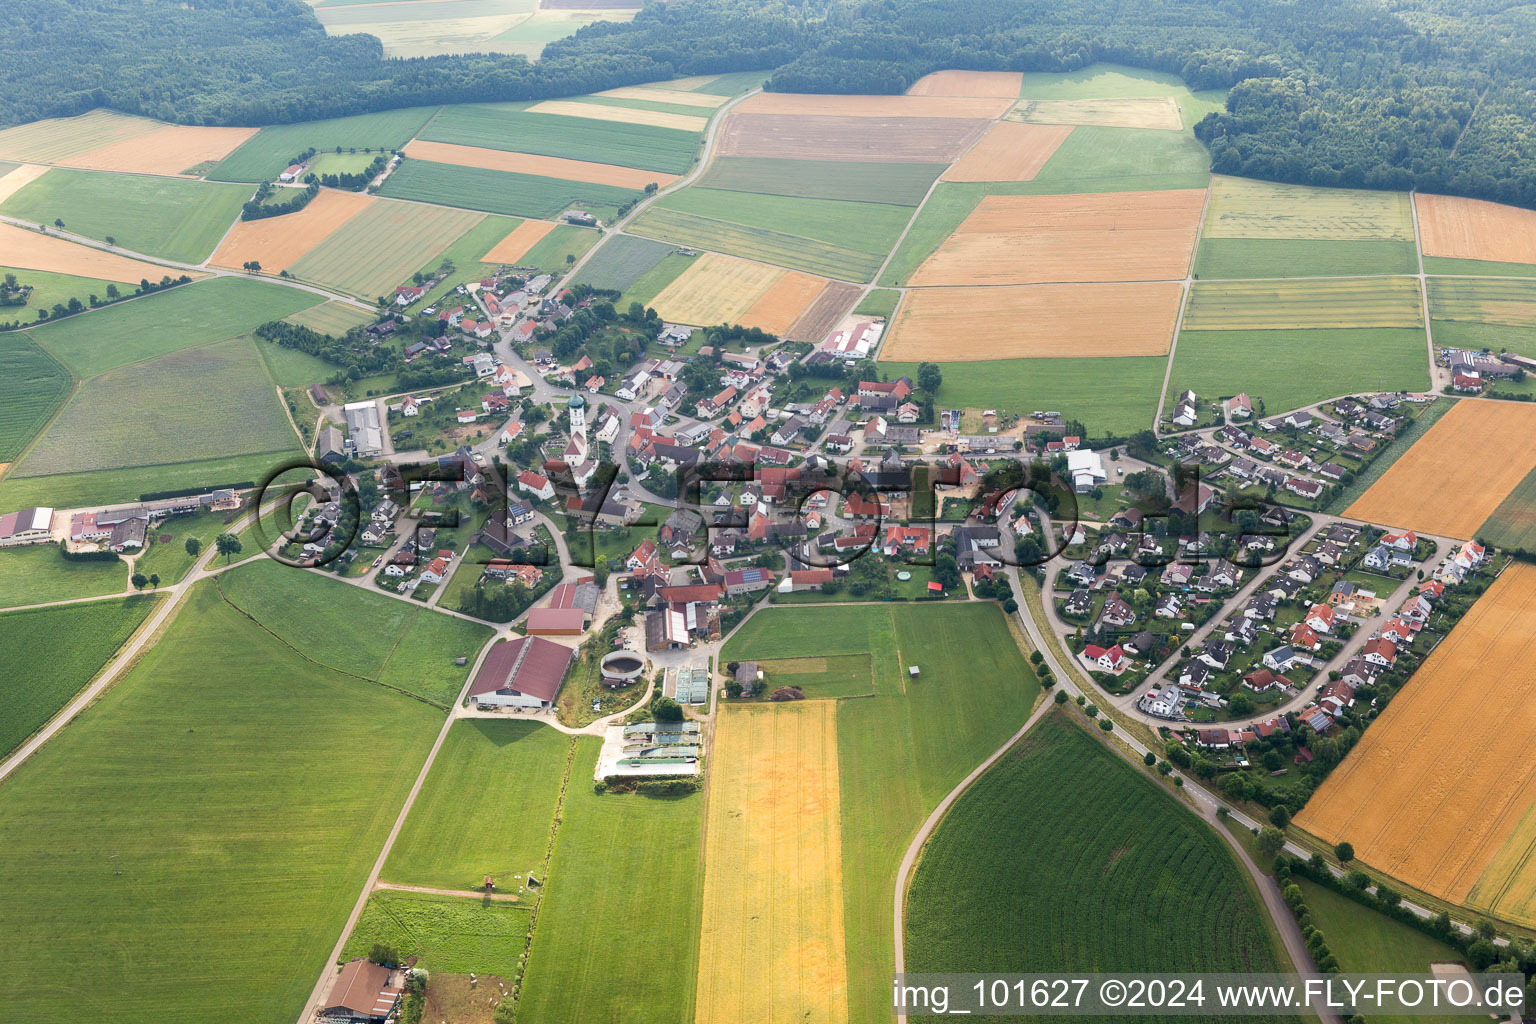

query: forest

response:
[9,0,1536,207]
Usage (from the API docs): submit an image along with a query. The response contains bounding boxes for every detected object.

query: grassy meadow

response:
[420,104,701,174]
[209,107,439,182]
[379,159,641,223]
[573,233,674,293]
[340,890,530,980]
[0,331,72,462]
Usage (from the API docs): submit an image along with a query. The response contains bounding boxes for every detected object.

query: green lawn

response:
[0,167,250,263]
[384,720,569,890]
[724,601,1041,1023]
[881,355,1167,436]
[853,287,902,319]
[1429,318,1536,359]
[1170,327,1430,416]
[906,711,1288,1015]
[0,581,440,1024]
[0,595,157,756]
[210,107,439,182]
[216,559,492,707]
[516,738,704,1023]
[1027,124,1213,194]
[254,330,340,387]
[1194,238,1420,279]
[0,450,291,510]
[0,543,125,608]
[133,506,243,584]
[0,330,72,462]
[340,890,530,979]
[27,276,324,377]
[379,159,640,223]
[420,104,701,175]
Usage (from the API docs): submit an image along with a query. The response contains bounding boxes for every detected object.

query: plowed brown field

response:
[910,189,1205,286]
[63,125,258,176]
[1295,561,1536,924]
[717,114,992,163]
[209,190,373,275]
[786,281,863,343]
[737,92,1012,119]
[1345,400,1536,538]
[941,122,1073,182]
[882,282,1182,360]
[403,139,677,189]
[1417,194,1536,265]
[908,71,1024,98]
[482,219,556,264]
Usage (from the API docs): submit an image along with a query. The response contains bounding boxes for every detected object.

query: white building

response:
[1065,449,1107,493]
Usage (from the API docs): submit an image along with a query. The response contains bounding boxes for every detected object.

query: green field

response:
[516,738,704,1023]
[1170,327,1430,416]
[0,168,249,263]
[1183,277,1424,331]
[853,287,902,319]
[384,720,568,890]
[622,251,695,308]
[12,336,299,479]
[882,355,1166,436]
[216,559,491,707]
[724,602,1041,1022]
[282,300,375,335]
[379,158,640,223]
[1029,124,1214,193]
[288,199,483,299]
[1478,463,1536,552]
[905,712,1286,1006]
[1422,256,1536,278]
[0,265,129,321]
[519,223,598,273]
[209,107,439,182]
[629,204,887,281]
[0,595,156,756]
[573,233,674,292]
[1430,319,1536,359]
[564,93,718,118]
[0,450,290,509]
[407,212,522,309]
[1427,275,1536,327]
[1017,62,1228,104]
[690,70,770,96]
[1194,238,1421,279]
[699,157,944,206]
[0,542,126,609]
[1202,175,1415,240]
[0,331,72,461]
[340,890,529,979]
[422,104,701,174]
[0,581,440,1024]
[655,187,909,257]
[27,276,324,377]
[133,506,242,584]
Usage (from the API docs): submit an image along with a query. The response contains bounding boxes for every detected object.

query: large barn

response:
[467,635,575,709]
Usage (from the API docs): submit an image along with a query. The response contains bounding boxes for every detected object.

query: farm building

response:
[526,579,599,634]
[342,401,384,457]
[0,506,53,546]
[467,635,576,710]
[321,959,401,1022]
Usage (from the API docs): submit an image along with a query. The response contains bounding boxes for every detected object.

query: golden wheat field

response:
[695,701,848,1024]
[62,125,258,176]
[1295,561,1536,924]
[1344,399,1536,538]
[597,85,728,108]
[525,100,708,132]
[0,221,189,283]
[907,70,1025,98]
[883,281,1182,360]
[736,92,1013,120]
[941,122,1073,182]
[738,271,830,336]
[910,189,1205,286]
[0,163,50,204]
[482,219,557,265]
[650,252,785,326]
[209,190,373,275]
[1417,194,1536,265]
[1181,277,1424,331]
[1203,175,1415,240]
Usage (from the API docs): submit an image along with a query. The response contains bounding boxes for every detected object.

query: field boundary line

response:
[1410,191,1440,390]
[1156,182,1212,429]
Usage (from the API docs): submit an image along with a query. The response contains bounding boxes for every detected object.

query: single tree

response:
[916,361,943,395]
[53,218,64,229]
[1256,825,1286,860]
[215,533,242,563]
[148,573,160,588]
[185,536,201,557]
[1143,751,1156,766]
[1268,805,1290,829]
[131,572,148,590]
[106,283,119,299]
[651,696,684,722]
[1334,841,1354,864]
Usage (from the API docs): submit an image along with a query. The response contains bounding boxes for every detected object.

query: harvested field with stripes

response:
[596,85,726,108]
[380,159,640,221]
[699,157,943,206]
[1182,277,1423,331]
[1008,96,1182,130]
[0,222,183,283]
[61,125,257,176]
[787,281,864,343]
[628,205,887,281]
[1203,175,1414,240]
[941,122,1073,182]
[717,114,991,163]
[736,92,1012,120]
[1427,276,1536,327]
[210,190,372,275]
[738,271,830,337]
[525,99,707,132]
[908,70,1024,98]
[0,109,163,164]
[1295,562,1536,928]
[884,282,1182,360]
[482,219,556,264]
[1417,194,1536,266]
[287,200,483,299]
[402,139,676,189]
[910,189,1205,286]
[1345,399,1536,538]
[282,301,374,335]
[696,701,847,1024]
[647,253,783,326]
[571,234,673,292]
[421,104,699,174]
[1479,467,1536,553]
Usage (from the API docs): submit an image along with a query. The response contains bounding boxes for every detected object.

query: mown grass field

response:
[1183,277,1424,331]
[0,595,156,756]
[133,506,243,584]
[0,168,249,263]
[379,158,640,223]
[882,354,1166,435]
[11,336,299,480]
[282,299,375,336]
[27,276,324,377]
[1027,124,1213,193]
[0,109,164,164]
[0,581,440,1024]
[725,602,1041,1023]
[1478,463,1536,552]
[209,107,439,182]
[1422,255,1536,278]
[621,251,695,308]
[340,890,529,980]
[519,223,598,273]
[0,450,290,510]
[0,331,71,461]
[1427,275,1536,327]
[384,720,568,890]
[0,542,125,609]
[657,187,910,259]
[1194,237,1420,279]
[0,264,134,317]
[407,213,522,309]
[516,738,704,1024]
[1202,174,1415,240]
[905,711,1286,1013]
[573,233,674,292]
[1170,327,1429,417]
[1430,319,1536,360]
[629,203,889,281]
[288,198,483,299]
[217,559,492,707]
[854,287,902,319]
[698,157,944,206]
[421,104,701,174]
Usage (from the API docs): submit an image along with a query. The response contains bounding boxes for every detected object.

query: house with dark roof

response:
[467,635,576,709]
